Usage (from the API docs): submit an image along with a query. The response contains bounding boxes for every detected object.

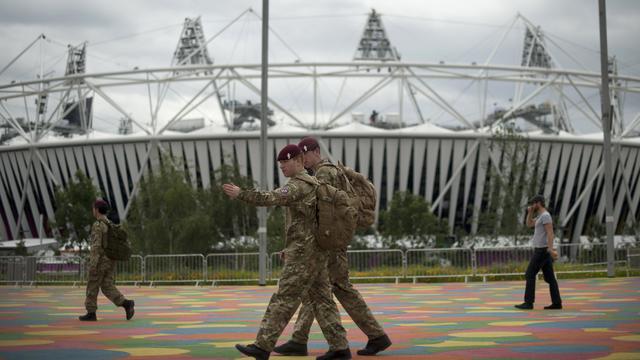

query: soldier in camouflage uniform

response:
[223,144,351,360]
[273,137,391,357]
[79,199,135,322]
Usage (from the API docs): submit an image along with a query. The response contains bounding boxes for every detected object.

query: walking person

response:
[79,198,135,321]
[273,137,391,357]
[224,144,351,360]
[515,195,563,310]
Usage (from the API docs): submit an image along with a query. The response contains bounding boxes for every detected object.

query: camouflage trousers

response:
[291,249,385,344]
[84,258,125,312]
[254,240,348,352]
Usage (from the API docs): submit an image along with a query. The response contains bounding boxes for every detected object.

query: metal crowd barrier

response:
[474,246,534,280]
[269,252,284,281]
[1,242,637,286]
[555,243,629,276]
[347,249,404,282]
[144,254,205,286]
[406,248,473,282]
[23,256,84,285]
[628,248,640,274]
[206,253,261,285]
[115,255,144,285]
[0,256,24,284]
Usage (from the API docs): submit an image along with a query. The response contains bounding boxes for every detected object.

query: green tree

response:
[127,161,208,254]
[379,191,448,248]
[208,164,259,244]
[50,170,101,248]
[126,161,258,255]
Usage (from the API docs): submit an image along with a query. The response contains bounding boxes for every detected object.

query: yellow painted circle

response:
[613,335,640,342]
[420,340,497,348]
[0,339,54,346]
[450,331,531,338]
[26,330,99,336]
[593,353,640,360]
[108,347,190,356]
[488,320,550,326]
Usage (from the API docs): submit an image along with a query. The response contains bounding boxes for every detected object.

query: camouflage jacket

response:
[88,219,109,270]
[238,170,317,249]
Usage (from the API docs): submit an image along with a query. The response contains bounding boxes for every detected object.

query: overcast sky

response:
[1,0,639,134]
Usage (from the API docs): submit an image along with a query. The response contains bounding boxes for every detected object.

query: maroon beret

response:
[93,198,109,209]
[298,137,319,153]
[277,144,302,161]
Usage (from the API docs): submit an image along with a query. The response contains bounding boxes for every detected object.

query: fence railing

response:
[347,249,405,281]
[474,246,534,278]
[627,247,640,270]
[144,254,205,286]
[115,255,144,284]
[0,256,24,284]
[25,256,84,285]
[406,248,474,281]
[206,253,261,284]
[1,243,636,286]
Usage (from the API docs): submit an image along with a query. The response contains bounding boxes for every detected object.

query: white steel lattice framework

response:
[1,13,640,242]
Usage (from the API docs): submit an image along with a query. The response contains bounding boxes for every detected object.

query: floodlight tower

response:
[168,17,228,128]
[353,10,416,127]
[521,27,553,69]
[172,17,213,72]
[354,9,400,62]
[65,43,87,76]
[515,22,570,133]
[53,42,93,136]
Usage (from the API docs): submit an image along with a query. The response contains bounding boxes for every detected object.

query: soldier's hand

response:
[549,248,558,261]
[222,183,240,199]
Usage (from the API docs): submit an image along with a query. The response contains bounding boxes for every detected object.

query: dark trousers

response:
[524,248,562,305]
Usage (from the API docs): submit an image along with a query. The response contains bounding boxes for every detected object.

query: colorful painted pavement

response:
[1,277,639,359]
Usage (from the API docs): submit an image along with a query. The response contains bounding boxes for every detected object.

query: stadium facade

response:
[2,127,639,243]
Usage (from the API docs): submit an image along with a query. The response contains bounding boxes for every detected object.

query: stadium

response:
[1,8,639,245]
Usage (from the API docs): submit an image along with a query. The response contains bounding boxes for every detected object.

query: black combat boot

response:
[235,344,270,360]
[78,312,97,321]
[514,302,533,310]
[357,334,392,355]
[122,299,135,320]
[273,340,308,356]
[316,348,352,360]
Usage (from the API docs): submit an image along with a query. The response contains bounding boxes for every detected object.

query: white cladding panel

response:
[1,134,639,240]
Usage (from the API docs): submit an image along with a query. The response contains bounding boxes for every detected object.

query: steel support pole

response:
[258,0,269,285]
[598,0,615,277]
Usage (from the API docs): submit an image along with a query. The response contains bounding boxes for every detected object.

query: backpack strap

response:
[97,218,110,249]
[294,174,320,187]
[316,160,337,170]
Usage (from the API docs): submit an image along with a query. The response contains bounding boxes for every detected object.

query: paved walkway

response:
[1,277,639,359]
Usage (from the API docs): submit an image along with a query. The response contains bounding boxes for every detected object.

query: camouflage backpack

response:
[101,220,132,261]
[297,176,358,250]
[322,162,377,229]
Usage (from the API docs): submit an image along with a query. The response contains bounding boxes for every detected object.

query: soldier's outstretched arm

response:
[238,183,305,207]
